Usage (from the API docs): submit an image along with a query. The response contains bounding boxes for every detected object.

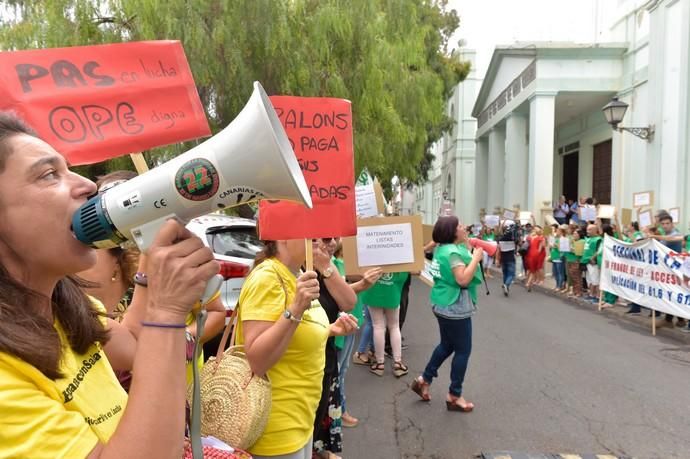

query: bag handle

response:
[214,310,237,363]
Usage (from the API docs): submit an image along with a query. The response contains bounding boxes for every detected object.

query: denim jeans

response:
[552,261,565,289]
[501,258,516,287]
[337,333,356,412]
[422,315,472,397]
[357,305,374,354]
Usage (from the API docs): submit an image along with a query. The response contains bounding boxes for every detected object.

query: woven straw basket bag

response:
[187,315,271,451]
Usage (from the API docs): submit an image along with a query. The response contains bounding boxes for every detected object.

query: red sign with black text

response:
[0,41,210,165]
[258,96,356,240]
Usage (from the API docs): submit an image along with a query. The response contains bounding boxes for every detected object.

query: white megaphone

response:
[72,81,311,281]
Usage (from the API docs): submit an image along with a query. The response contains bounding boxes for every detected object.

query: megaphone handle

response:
[479,260,490,296]
[202,274,224,305]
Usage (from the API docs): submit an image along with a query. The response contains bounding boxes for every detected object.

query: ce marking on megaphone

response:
[154,199,168,209]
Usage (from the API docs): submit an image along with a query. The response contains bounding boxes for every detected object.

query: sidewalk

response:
[488,262,690,345]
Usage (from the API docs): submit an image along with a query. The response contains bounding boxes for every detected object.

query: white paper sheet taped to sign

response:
[356,222,414,267]
[355,184,379,218]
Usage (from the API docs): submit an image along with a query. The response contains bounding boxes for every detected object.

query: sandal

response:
[392,360,408,378]
[446,394,474,412]
[352,351,370,365]
[369,362,384,377]
[341,411,359,428]
[410,376,431,401]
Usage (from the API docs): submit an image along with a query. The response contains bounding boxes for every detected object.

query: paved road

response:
[342,278,690,459]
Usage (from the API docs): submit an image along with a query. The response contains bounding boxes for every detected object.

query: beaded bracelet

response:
[133,272,148,287]
[141,321,186,329]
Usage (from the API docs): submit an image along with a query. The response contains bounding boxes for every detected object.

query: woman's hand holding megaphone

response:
[145,219,220,320]
[471,247,484,264]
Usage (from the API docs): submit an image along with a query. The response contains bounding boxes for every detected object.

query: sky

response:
[447,0,600,76]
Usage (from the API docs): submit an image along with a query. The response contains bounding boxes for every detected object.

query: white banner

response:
[600,235,690,318]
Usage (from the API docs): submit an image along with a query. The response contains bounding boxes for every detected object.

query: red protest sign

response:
[258,96,356,240]
[0,41,210,165]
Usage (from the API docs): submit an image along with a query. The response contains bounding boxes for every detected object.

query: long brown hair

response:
[0,112,109,379]
[252,241,278,270]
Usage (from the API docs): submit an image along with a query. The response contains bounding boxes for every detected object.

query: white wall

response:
[481,56,533,111]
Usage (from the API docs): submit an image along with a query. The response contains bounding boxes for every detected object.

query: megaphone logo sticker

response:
[174,158,220,201]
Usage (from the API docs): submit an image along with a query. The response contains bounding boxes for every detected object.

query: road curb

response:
[489,267,690,345]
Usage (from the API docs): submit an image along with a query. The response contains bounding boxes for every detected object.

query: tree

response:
[1,0,469,193]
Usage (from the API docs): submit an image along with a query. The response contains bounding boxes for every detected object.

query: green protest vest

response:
[429,243,481,306]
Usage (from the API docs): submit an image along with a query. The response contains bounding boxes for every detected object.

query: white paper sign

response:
[355,184,379,218]
[420,260,435,287]
[356,222,414,267]
[580,205,597,222]
[519,211,532,225]
[638,209,653,228]
[559,237,571,252]
[669,208,680,223]
[597,205,616,219]
[633,191,652,208]
[503,209,516,220]
[485,215,499,228]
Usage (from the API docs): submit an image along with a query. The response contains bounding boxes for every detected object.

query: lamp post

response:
[602,97,654,141]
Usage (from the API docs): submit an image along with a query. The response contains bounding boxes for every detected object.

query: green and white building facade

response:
[417,0,690,231]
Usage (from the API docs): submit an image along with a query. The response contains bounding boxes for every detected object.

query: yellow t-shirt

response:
[0,299,128,458]
[236,258,329,456]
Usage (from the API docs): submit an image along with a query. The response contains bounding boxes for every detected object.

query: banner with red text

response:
[258,96,356,240]
[0,41,210,165]
[600,235,690,318]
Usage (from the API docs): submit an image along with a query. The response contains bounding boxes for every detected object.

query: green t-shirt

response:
[429,243,482,306]
[550,237,561,260]
[482,233,495,242]
[332,257,364,350]
[581,236,602,264]
[359,272,409,309]
[685,234,690,252]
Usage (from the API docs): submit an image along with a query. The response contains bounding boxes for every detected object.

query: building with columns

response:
[417,0,689,231]
[475,0,690,228]
[415,49,481,225]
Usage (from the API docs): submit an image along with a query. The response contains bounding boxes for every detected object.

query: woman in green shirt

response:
[410,216,483,412]
[360,271,410,378]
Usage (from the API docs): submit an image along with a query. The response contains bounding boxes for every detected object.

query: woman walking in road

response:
[411,216,483,412]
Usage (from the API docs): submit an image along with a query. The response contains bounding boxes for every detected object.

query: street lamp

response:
[602,97,654,142]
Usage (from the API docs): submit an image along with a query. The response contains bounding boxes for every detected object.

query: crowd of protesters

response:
[488,197,690,333]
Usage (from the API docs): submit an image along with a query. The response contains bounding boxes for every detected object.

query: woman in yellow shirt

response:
[237,239,359,459]
[0,112,219,458]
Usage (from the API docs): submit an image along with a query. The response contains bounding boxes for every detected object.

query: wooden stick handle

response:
[130,153,149,174]
[652,309,656,336]
[305,239,313,271]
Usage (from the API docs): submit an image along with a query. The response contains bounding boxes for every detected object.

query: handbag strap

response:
[191,309,207,459]
[214,310,237,363]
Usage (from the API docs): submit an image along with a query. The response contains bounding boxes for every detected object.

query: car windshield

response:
[208,226,263,259]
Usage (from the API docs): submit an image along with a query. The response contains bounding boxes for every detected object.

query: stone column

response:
[527,93,556,216]
[487,127,506,212]
[504,112,528,210]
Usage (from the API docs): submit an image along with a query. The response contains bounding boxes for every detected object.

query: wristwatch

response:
[321,266,334,278]
[283,309,302,323]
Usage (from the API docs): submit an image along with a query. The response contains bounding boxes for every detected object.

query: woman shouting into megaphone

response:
[0,112,220,458]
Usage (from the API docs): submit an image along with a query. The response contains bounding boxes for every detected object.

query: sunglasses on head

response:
[312,238,335,243]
